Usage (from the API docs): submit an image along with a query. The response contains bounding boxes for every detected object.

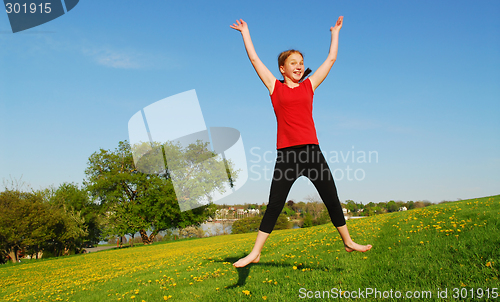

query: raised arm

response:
[309,16,343,92]
[230,19,276,94]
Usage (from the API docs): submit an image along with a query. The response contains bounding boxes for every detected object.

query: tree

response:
[45,183,101,252]
[314,209,330,225]
[0,190,87,262]
[387,200,398,212]
[302,212,314,228]
[84,140,231,244]
[345,200,358,213]
[43,205,88,257]
[282,205,295,217]
[232,213,290,234]
[0,190,50,263]
[294,201,306,215]
[232,216,262,234]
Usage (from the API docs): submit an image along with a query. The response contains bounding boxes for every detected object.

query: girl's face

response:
[279,53,304,83]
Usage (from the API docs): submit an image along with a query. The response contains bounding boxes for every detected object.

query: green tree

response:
[345,200,358,213]
[232,214,290,234]
[43,205,88,257]
[232,216,262,234]
[295,201,306,215]
[302,212,314,228]
[84,140,229,245]
[0,190,87,262]
[313,209,330,225]
[0,190,50,263]
[45,183,101,252]
[387,200,398,212]
[282,205,296,217]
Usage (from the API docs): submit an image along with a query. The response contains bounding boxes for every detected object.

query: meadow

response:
[1,195,499,301]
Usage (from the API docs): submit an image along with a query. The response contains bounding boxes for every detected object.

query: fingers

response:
[230,19,243,29]
[230,20,240,29]
[330,16,343,31]
[230,19,248,31]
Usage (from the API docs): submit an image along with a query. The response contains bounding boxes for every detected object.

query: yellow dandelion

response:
[263,296,267,300]
[242,290,251,295]
[486,262,491,267]
[293,266,297,270]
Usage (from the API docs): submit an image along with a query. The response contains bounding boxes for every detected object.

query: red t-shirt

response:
[271,78,319,149]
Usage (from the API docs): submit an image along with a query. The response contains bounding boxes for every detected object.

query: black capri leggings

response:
[259,144,346,234]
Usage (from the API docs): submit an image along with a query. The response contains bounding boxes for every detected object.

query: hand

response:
[330,16,343,32]
[230,19,248,33]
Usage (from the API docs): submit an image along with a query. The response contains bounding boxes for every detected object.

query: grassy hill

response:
[1,195,499,301]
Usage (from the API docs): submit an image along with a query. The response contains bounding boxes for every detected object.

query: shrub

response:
[232,214,291,234]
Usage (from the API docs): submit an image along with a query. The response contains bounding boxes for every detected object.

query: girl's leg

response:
[233,230,269,267]
[233,148,298,267]
[306,145,372,252]
[336,225,372,252]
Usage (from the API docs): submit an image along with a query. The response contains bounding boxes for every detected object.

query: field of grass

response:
[1,195,499,301]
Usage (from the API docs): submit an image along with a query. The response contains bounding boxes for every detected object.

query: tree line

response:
[0,140,232,263]
[222,197,436,234]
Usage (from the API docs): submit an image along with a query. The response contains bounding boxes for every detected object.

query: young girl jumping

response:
[230,16,372,268]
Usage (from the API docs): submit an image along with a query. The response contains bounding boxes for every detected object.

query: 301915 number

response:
[5,2,51,14]
[452,288,498,299]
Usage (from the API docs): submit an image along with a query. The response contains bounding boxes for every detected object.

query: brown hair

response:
[277,49,303,69]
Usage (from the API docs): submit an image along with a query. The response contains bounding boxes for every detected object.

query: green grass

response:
[1,195,499,301]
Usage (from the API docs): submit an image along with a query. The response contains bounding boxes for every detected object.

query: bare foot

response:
[233,253,260,268]
[344,242,372,253]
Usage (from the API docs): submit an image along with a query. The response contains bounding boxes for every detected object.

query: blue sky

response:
[1,0,499,206]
